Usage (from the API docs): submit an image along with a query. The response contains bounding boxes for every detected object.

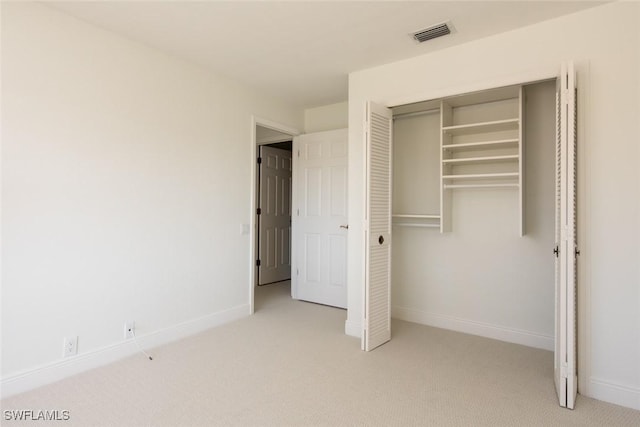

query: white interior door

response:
[554,61,578,409]
[293,129,348,308]
[258,146,292,285]
[363,101,393,352]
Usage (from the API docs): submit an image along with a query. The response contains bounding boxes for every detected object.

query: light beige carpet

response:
[2,282,639,426]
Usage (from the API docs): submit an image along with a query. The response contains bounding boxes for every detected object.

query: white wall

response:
[1,2,303,394]
[348,2,640,409]
[304,101,348,133]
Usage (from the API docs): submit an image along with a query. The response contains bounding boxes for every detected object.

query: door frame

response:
[249,116,300,314]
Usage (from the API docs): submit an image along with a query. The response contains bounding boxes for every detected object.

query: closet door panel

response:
[363,101,393,352]
[554,61,578,410]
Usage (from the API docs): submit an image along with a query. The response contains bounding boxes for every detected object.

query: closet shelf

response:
[393,223,440,228]
[393,108,440,121]
[442,118,519,136]
[442,172,519,180]
[393,214,440,229]
[442,138,519,150]
[442,155,519,165]
[393,214,440,219]
[444,183,519,189]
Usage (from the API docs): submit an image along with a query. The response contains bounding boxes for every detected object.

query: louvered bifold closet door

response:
[363,102,393,352]
[567,62,578,410]
[554,62,578,409]
[554,75,567,408]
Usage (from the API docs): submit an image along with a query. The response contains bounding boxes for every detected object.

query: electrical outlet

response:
[124,321,135,339]
[63,336,78,357]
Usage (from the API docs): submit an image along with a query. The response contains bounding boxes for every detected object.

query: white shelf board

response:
[442,118,519,136]
[392,214,440,219]
[393,223,440,228]
[393,108,440,121]
[442,172,519,180]
[442,155,519,165]
[393,213,441,228]
[442,138,519,150]
[444,87,520,108]
[392,98,441,116]
[444,183,519,189]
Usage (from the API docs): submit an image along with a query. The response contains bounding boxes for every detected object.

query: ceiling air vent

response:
[412,22,452,43]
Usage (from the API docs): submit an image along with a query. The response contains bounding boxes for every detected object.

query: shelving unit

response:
[440,86,524,235]
[391,84,525,235]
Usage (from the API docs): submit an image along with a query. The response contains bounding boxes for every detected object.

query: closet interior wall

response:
[390,80,557,350]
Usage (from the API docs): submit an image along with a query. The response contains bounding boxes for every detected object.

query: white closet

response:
[365,67,578,409]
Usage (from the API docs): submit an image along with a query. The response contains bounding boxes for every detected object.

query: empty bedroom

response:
[1,1,639,425]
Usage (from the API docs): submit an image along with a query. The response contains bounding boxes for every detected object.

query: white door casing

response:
[258,146,292,285]
[292,129,348,308]
[554,61,578,409]
[363,102,393,352]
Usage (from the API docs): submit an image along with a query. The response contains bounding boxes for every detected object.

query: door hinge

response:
[257,208,262,215]
[256,259,261,267]
[257,157,262,164]
[297,149,300,158]
[553,245,559,258]
[561,365,568,379]
[574,247,581,257]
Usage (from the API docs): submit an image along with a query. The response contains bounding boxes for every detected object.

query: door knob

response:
[340,225,349,229]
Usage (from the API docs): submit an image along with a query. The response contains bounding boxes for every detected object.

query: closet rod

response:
[393,108,440,120]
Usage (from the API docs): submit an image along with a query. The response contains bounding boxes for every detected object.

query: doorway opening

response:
[250,120,299,314]
[256,138,293,287]
[250,120,350,316]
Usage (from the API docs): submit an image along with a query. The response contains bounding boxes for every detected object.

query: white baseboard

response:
[587,377,640,410]
[0,304,250,399]
[392,305,554,351]
[345,319,361,338]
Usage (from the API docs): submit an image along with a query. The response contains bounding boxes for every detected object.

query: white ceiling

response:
[48,1,604,109]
